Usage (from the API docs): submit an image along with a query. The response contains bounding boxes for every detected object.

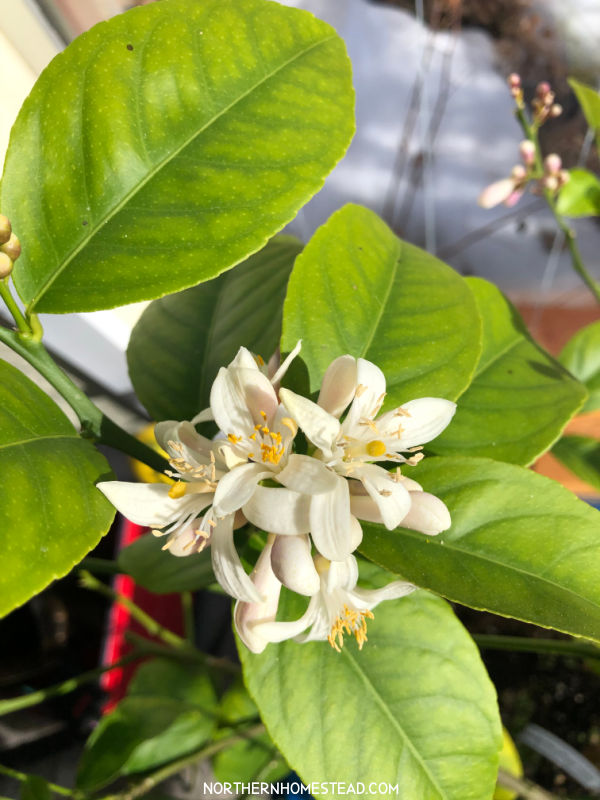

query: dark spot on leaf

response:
[82,220,88,226]
[126,44,134,51]
[507,369,513,374]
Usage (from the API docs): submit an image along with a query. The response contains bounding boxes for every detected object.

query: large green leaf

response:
[559,319,600,413]
[553,436,600,493]
[239,590,501,800]
[359,455,600,641]
[77,658,216,792]
[556,168,600,217]
[2,0,353,313]
[117,532,215,594]
[0,360,114,618]
[431,278,587,465]
[128,236,301,421]
[570,78,600,132]
[281,204,481,405]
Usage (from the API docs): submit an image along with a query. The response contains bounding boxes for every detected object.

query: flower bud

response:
[519,140,536,166]
[550,103,563,118]
[558,169,570,186]
[0,252,13,279]
[543,175,559,192]
[536,81,551,97]
[1,233,21,262]
[0,215,11,245]
[544,153,562,175]
[508,73,521,89]
[510,164,527,181]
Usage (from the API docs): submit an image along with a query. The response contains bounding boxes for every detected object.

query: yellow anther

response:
[260,411,267,420]
[255,354,265,366]
[261,426,270,434]
[254,423,263,431]
[366,440,387,457]
[227,433,242,444]
[281,417,298,436]
[168,481,187,499]
[328,606,375,652]
[249,432,257,440]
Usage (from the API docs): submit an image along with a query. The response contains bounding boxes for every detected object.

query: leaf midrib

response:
[28,34,336,310]
[0,432,76,453]
[341,646,447,799]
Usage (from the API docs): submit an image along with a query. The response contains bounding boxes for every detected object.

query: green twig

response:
[0,280,30,336]
[124,631,241,675]
[475,633,600,661]
[98,723,265,800]
[79,570,188,652]
[497,767,561,800]
[80,557,122,576]
[0,652,142,718]
[0,324,167,472]
[0,764,75,798]
[181,591,195,644]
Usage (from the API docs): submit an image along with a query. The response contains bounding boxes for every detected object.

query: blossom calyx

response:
[1,234,21,262]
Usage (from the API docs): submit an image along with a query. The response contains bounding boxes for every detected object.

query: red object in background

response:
[100,518,184,711]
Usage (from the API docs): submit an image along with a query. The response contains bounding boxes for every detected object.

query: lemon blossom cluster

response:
[98,344,456,654]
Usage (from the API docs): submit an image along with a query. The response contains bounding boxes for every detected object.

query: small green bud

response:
[0,215,11,245]
[1,233,21,261]
[0,252,13,279]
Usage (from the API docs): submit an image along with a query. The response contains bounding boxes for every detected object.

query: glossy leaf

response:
[431,278,586,465]
[281,204,481,406]
[359,455,600,641]
[128,236,302,421]
[552,436,600,493]
[213,677,288,784]
[77,658,216,792]
[2,0,354,313]
[239,590,501,800]
[559,320,600,413]
[0,360,114,618]
[556,168,600,217]
[117,532,215,594]
[570,78,600,132]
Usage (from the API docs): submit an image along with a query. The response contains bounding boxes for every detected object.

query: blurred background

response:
[1,1,600,797]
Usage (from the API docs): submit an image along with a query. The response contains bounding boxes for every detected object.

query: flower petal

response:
[251,595,320,645]
[401,491,451,535]
[378,397,456,450]
[191,407,214,425]
[351,581,416,608]
[309,477,354,561]
[270,339,302,386]
[478,177,517,209]
[213,462,271,516]
[325,554,359,592]
[349,492,383,524]
[317,355,357,417]
[230,346,260,370]
[354,463,411,530]
[166,527,209,557]
[276,454,339,495]
[234,537,283,654]
[279,388,340,456]
[270,534,320,596]
[97,481,205,527]
[210,367,255,435]
[211,514,262,603]
[242,485,311,535]
[342,358,386,434]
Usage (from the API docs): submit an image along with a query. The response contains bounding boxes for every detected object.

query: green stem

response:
[98,723,265,800]
[125,631,241,675]
[181,591,195,644]
[80,557,122,575]
[497,768,560,800]
[475,633,600,661]
[515,105,600,305]
[0,764,75,797]
[79,570,188,651]
[0,325,167,472]
[0,279,30,336]
[0,652,143,718]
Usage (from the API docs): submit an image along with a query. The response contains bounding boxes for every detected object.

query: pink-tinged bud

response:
[0,252,14,279]
[504,188,525,207]
[0,215,11,245]
[234,536,282,654]
[550,103,563,118]
[519,140,536,166]
[510,164,527,181]
[558,169,570,185]
[478,178,517,209]
[543,175,559,192]
[1,234,21,262]
[544,153,562,175]
[536,81,551,97]
[508,73,521,89]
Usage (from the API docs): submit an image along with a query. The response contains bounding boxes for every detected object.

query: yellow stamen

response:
[168,481,187,499]
[281,417,298,436]
[227,433,242,444]
[366,440,386,457]
[355,384,367,397]
[255,354,265,366]
[328,605,375,652]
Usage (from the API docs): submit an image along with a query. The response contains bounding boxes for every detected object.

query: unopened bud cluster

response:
[532,81,562,125]
[542,153,570,193]
[0,215,21,279]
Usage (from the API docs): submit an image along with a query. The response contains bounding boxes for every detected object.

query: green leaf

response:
[431,278,587,465]
[117,531,214,594]
[556,168,600,217]
[552,435,600,493]
[0,359,114,618]
[128,236,302,421]
[359,455,600,641]
[559,319,600,413]
[20,777,51,800]
[281,204,481,405]
[213,677,288,784]
[77,658,217,792]
[569,78,600,131]
[239,589,501,800]
[2,0,354,313]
